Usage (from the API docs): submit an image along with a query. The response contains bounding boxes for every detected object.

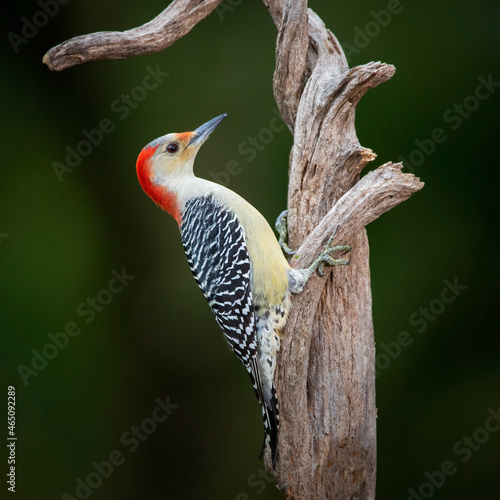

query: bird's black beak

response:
[188,113,227,147]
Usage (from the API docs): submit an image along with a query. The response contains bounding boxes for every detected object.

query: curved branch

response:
[43,0,223,71]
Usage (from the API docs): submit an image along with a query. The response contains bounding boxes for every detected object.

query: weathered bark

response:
[272,164,421,500]
[260,4,420,497]
[42,0,224,71]
[43,2,423,498]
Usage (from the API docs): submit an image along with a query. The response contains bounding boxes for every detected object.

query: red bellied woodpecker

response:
[136,114,350,467]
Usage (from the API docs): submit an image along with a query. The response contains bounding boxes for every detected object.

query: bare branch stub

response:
[43,0,223,71]
[292,162,424,272]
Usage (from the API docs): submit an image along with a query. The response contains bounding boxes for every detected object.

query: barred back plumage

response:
[180,195,279,465]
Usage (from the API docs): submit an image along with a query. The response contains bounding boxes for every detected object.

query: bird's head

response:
[136,113,226,221]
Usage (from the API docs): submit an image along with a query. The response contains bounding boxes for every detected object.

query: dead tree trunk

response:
[44,1,423,498]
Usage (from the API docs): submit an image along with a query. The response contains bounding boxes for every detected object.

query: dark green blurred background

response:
[2,0,499,498]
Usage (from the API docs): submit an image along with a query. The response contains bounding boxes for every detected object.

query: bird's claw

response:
[275,209,296,256]
[309,225,351,276]
[275,210,288,229]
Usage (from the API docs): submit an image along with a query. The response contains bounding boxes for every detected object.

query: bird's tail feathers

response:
[249,358,279,468]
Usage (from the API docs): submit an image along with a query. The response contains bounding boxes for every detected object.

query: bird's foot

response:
[308,225,351,276]
[275,210,296,256]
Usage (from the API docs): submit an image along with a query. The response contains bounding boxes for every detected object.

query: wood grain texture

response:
[43,1,424,497]
[263,1,424,499]
[272,0,308,131]
[43,0,223,71]
[271,163,422,499]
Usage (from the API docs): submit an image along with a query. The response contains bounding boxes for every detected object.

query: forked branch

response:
[293,162,423,273]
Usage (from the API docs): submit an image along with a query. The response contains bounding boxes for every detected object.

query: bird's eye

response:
[166,142,179,154]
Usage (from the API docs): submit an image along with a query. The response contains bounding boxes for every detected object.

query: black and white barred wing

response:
[180,195,279,466]
[180,196,257,364]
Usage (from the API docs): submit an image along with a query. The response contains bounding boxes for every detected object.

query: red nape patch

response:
[136,145,182,225]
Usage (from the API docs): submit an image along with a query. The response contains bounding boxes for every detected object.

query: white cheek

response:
[153,155,195,191]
